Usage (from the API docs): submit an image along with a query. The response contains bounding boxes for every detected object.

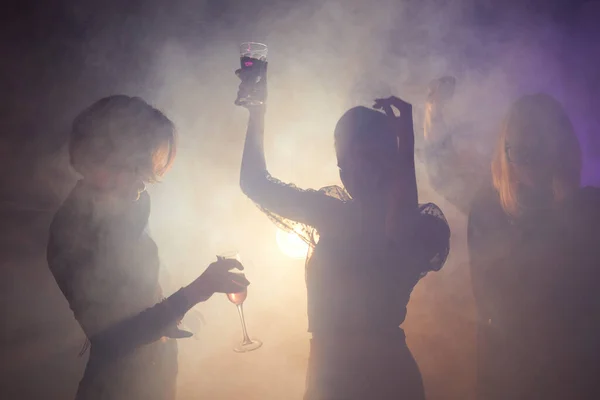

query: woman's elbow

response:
[239,173,254,198]
[239,172,264,202]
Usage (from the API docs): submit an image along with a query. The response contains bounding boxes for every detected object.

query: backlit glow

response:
[276,228,309,259]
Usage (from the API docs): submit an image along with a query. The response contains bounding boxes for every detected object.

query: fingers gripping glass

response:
[217,251,262,352]
[235,42,268,107]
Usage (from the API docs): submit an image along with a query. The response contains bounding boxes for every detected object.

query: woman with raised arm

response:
[47,96,249,400]
[237,69,451,398]
[423,81,600,399]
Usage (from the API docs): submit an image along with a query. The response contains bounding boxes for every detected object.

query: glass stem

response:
[236,304,253,345]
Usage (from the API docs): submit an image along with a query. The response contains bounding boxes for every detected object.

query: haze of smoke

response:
[141,1,569,399]
[3,1,597,399]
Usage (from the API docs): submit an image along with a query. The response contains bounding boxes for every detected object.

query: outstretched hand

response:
[186,257,250,304]
[427,76,456,106]
[423,76,455,143]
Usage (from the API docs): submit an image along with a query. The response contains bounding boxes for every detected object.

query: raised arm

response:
[372,96,420,239]
[422,77,489,215]
[239,106,341,230]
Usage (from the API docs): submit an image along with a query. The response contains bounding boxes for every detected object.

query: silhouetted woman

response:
[47,96,249,400]
[238,83,450,398]
[424,80,600,399]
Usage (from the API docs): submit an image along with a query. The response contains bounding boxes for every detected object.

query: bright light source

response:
[276,227,309,259]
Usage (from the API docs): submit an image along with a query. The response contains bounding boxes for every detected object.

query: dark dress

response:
[242,175,450,400]
[47,181,194,400]
[423,130,600,399]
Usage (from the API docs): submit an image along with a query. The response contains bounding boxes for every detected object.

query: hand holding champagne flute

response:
[218,251,263,353]
[227,290,247,306]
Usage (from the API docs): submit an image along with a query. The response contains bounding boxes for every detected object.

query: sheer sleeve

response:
[241,173,347,245]
[422,107,489,215]
[87,289,192,361]
[47,213,194,362]
[244,174,350,249]
[413,202,451,277]
[239,108,347,245]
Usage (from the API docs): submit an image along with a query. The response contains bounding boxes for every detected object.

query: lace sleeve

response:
[415,202,451,277]
[242,171,349,247]
[90,289,192,361]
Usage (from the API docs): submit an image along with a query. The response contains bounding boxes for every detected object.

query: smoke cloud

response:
[2,1,598,399]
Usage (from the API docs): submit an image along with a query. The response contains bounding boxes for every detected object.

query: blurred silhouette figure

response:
[237,65,450,399]
[47,95,249,400]
[423,78,600,399]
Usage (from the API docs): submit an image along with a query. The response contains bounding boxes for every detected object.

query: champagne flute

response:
[217,251,263,353]
[235,42,268,107]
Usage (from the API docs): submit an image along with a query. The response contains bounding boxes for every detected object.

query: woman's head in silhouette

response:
[492,93,581,217]
[70,95,177,202]
[334,106,398,202]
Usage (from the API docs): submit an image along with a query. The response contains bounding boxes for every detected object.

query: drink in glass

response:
[217,251,263,352]
[235,42,268,107]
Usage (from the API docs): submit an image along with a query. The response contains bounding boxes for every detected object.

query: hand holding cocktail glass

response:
[186,257,249,300]
[217,251,263,353]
